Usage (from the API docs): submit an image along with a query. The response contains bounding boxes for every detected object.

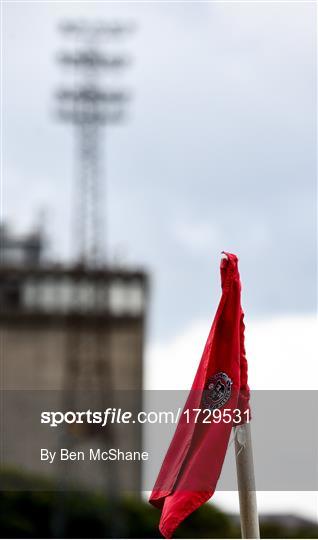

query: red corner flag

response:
[149,252,250,538]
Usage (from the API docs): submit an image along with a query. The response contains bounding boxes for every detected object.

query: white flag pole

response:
[234,423,260,539]
[220,253,260,538]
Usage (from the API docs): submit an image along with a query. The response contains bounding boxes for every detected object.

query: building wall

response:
[1,317,144,493]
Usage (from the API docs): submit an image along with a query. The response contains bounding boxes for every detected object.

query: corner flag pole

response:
[234,422,260,538]
[220,252,259,539]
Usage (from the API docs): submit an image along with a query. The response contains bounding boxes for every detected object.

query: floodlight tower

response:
[54,25,135,528]
[56,20,133,267]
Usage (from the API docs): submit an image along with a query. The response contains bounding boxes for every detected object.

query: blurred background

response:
[1,1,317,538]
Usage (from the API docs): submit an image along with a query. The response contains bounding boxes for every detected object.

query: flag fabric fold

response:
[149,252,250,538]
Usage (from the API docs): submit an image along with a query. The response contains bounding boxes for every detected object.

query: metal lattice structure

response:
[54,26,137,524]
[56,20,133,267]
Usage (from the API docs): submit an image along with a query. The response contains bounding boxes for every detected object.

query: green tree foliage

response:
[0,469,317,539]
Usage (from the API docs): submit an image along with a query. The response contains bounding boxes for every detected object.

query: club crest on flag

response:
[202,371,233,410]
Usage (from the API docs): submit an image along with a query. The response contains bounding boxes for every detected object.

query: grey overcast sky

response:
[3,1,316,343]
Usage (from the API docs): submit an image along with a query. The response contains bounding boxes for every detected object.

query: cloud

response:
[146,313,318,390]
[172,219,219,255]
[213,491,318,523]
